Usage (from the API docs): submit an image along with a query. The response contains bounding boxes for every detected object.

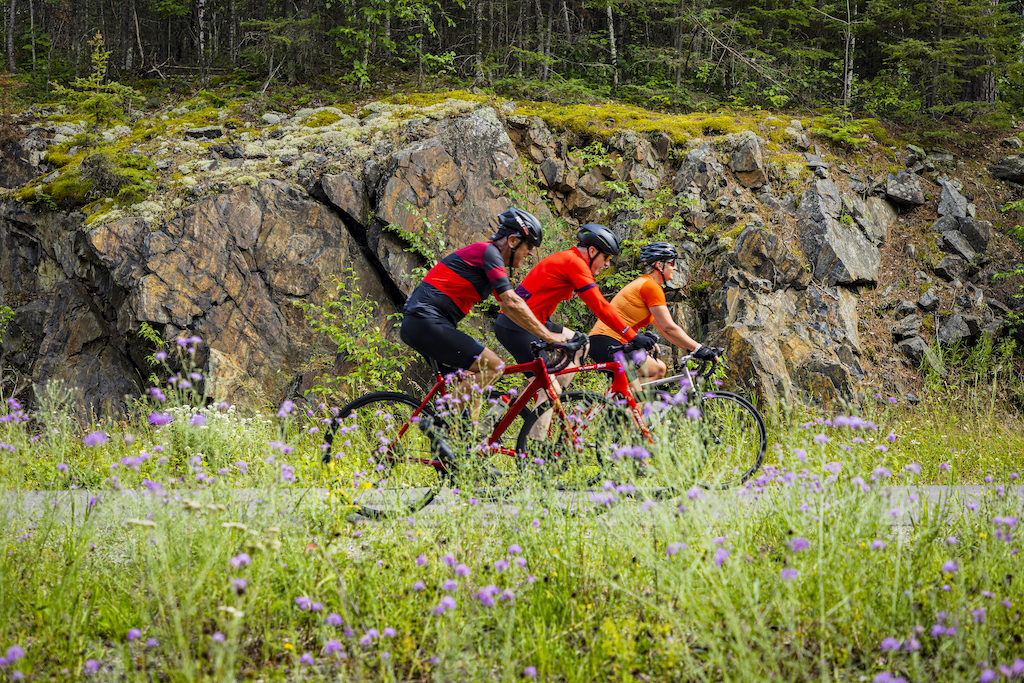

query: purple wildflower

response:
[942,560,959,574]
[230,553,251,569]
[523,666,538,678]
[127,629,141,641]
[148,412,173,427]
[443,579,458,591]
[455,563,470,577]
[871,539,886,550]
[494,559,509,572]
[83,431,109,447]
[145,638,159,649]
[189,414,208,427]
[788,537,811,552]
[211,632,225,643]
[299,653,315,665]
[84,660,100,674]
[666,542,686,557]
[780,568,799,580]
[713,547,730,566]
[879,637,900,652]
[56,463,69,474]
[295,596,312,610]
[432,596,457,614]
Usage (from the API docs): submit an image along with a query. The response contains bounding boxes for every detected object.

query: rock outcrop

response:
[2,97,1021,418]
[706,227,863,408]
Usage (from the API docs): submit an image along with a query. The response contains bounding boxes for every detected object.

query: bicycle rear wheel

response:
[515,391,634,489]
[326,392,449,518]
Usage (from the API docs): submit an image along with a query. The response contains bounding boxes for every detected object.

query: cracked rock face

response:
[85,180,398,408]
[706,227,863,409]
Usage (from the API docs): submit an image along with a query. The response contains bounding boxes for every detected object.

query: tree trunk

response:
[534,0,544,78]
[7,0,16,73]
[515,0,523,78]
[196,0,207,83]
[674,0,684,88]
[841,0,855,109]
[607,2,617,88]
[474,0,483,82]
[28,0,34,72]
[542,0,553,80]
[229,0,237,65]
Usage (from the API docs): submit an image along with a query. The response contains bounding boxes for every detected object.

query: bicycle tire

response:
[692,391,766,488]
[325,392,450,519]
[515,390,635,489]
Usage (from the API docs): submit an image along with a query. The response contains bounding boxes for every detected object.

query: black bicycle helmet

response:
[493,207,543,247]
[577,223,621,256]
[639,242,678,264]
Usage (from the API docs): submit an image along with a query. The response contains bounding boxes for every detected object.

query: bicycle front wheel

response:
[691,391,766,489]
[326,392,448,518]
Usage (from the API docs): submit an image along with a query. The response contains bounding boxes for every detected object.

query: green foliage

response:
[808,115,876,149]
[50,33,143,130]
[294,272,414,398]
[0,304,13,333]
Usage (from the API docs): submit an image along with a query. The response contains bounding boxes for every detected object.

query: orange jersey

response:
[589,274,666,343]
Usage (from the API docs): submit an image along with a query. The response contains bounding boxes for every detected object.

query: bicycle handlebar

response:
[610,334,725,379]
[687,346,725,379]
[530,332,589,373]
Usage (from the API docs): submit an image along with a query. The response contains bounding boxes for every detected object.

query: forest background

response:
[3,0,1024,124]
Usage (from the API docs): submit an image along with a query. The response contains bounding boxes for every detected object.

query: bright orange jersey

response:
[589,274,666,343]
[509,248,636,340]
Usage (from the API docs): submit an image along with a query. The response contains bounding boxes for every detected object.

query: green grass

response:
[1,340,1022,681]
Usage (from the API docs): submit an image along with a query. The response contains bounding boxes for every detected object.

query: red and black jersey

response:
[504,248,636,340]
[404,242,511,323]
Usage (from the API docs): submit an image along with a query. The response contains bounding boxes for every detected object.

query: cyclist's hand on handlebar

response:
[554,329,571,344]
[630,333,657,352]
[692,344,719,362]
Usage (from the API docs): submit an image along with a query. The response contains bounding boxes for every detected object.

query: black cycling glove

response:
[630,333,657,352]
[693,344,718,361]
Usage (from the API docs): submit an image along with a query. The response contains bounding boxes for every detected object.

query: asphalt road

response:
[5,485,1021,528]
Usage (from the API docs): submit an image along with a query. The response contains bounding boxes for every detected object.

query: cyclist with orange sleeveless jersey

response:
[589,242,717,381]
[400,207,565,390]
[494,223,657,377]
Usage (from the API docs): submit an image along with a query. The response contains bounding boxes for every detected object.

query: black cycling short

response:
[494,314,562,372]
[588,333,623,363]
[589,333,659,378]
[400,310,484,375]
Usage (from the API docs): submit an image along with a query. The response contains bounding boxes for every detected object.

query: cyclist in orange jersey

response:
[589,241,717,381]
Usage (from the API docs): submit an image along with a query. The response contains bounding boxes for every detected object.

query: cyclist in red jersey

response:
[494,224,657,426]
[589,241,717,381]
[400,207,565,391]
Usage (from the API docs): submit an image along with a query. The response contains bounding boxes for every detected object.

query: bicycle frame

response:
[394,355,590,467]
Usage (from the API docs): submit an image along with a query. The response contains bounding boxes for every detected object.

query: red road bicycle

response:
[324,334,766,518]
